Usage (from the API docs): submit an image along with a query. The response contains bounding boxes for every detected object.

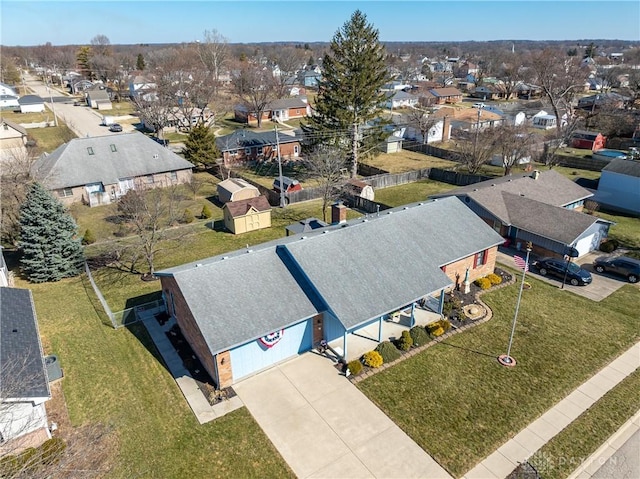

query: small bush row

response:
[474,272,503,290]
[427,319,451,338]
[0,437,66,476]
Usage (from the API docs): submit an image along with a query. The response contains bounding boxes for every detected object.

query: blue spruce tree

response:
[19,183,84,283]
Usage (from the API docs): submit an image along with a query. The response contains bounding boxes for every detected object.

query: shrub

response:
[486,273,502,285]
[442,295,462,318]
[600,239,619,253]
[40,437,66,465]
[347,359,363,376]
[474,277,492,290]
[397,330,414,351]
[427,319,452,337]
[441,318,452,332]
[201,204,213,219]
[362,350,383,368]
[409,325,430,347]
[82,228,96,245]
[375,341,401,363]
[429,325,445,337]
[183,208,195,224]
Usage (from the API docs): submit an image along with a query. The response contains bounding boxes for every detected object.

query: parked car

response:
[531,257,592,286]
[273,176,302,194]
[593,256,640,283]
[472,102,486,109]
[108,123,123,132]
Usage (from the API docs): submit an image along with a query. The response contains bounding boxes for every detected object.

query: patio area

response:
[328,306,442,362]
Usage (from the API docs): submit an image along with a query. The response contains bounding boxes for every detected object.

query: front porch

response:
[328,306,442,363]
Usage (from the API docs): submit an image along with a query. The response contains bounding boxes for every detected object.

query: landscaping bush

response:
[429,325,445,337]
[486,273,502,285]
[362,350,383,368]
[397,330,414,351]
[409,325,431,347]
[375,341,401,363]
[201,204,213,219]
[347,359,363,376]
[600,239,618,253]
[82,228,96,245]
[427,319,452,338]
[441,318,452,332]
[40,437,66,465]
[443,295,462,318]
[474,277,492,290]
[183,208,195,224]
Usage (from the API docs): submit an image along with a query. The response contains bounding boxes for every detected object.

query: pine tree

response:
[19,183,84,283]
[182,123,220,169]
[136,53,145,71]
[302,10,390,178]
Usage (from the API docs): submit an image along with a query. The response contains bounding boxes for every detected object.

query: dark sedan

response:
[593,256,640,283]
[532,257,592,286]
[108,123,123,132]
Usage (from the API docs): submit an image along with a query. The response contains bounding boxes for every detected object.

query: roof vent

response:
[323,230,328,234]
[520,193,525,196]
[301,236,307,240]
[418,202,423,205]
[110,144,117,152]
[403,206,409,210]
[87,147,94,155]
[221,256,229,260]
[153,153,159,159]
[195,263,203,267]
[246,249,253,253]
[12,328,18,333]
[363,219,368,222]
[491,184,496,187]
[473,188,478,191]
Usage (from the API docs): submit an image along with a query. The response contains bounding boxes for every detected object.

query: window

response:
[58,188,74,198]
[474,250,487,268]
[294,145,299,155]
[257,147,263,155]
[87,147,94,155]
[245,147,251,155]
[170,171,178,182]
[146,175,154,184]
[110,144,117,152]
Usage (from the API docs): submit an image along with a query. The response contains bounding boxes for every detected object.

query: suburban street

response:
[23,73,136,138]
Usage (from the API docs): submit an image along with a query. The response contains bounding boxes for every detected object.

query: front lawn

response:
[358,276,640,478]
[595,211,640,250]
[373,179,456,207]
[14,275,294,478]
[27,124,76,153]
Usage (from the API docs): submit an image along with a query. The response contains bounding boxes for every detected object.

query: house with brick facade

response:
[428,87,463,104]
[216,129,302,167]
[156,197,504,388]
[234,98,310,125]
[431,170,612,258]
[31,132,193,207]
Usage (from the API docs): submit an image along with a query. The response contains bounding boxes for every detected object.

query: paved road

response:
[591,429,640,479]
[24,74,136,138]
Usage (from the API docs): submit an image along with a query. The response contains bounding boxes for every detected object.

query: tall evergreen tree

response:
[182,123,220,169]
[136,53,145,71]
[303,10,390,178]
[19,183,84,283]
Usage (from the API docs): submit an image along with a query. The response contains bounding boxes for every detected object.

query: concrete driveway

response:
[234,353,451,479]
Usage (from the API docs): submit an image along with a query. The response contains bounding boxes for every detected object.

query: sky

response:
[1,1,639,46]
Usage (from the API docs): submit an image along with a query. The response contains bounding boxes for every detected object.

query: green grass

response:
[13,274,294,478]
[595,211,640,250]
[528,369,640,479]
[373,179,456,207]
[27,124,76,153]
[1,110,56,123]
[95,101,135,116]
[362,151,459,173]
[357,275,640,478]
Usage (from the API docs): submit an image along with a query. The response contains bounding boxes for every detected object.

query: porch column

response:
[410,302,416,328]
[343,330,348,360]
[438,289,446,315]
[378,316,383,342]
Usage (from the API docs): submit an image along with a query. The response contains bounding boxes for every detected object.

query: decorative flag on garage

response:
[513,255,529,271]
[259,329,284,348]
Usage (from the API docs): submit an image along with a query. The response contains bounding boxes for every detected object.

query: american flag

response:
[514,255,529,271]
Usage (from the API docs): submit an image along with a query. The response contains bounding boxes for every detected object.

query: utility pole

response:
[275,125,285,208]
[351,122,358,178]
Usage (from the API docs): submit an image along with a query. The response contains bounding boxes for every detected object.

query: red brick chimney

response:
[331,202,347,224]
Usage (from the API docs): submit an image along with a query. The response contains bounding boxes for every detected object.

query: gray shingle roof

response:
[266,98,307,110]
[431,170,593,223]
[216,129,301,152]
[602,159,640,178]
[0,287,50,399]
[18,95,44,105]
[31,132,194,190]
[158,197,504,352]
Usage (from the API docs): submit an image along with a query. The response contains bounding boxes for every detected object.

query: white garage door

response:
[230,319,313,381]
[574,233,596,257]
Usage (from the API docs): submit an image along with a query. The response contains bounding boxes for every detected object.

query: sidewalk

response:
[463,342,639,479]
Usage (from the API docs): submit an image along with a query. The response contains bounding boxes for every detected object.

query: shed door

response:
[229,319,312,381]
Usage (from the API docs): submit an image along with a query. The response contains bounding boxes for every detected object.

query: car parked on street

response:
[593,256,640,283]
[472,102,486,109]
[531,257,593,286]
[108,123,123,132]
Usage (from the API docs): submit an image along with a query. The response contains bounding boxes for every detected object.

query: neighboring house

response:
[0,95,20,110]
[593,159,640,216]
[234,98,309,125]
[216,129,302,166]
[384,91,419,109]
[431,170,611,258]
[222,195,272,234]
[0,83,18,97]
[156,197,504,387]
[0,119,28,162]
[18,95,45,113]
[472,84,510,100]
[68,78,93,95]
[129,75,157,99]
[428,87,463,104]
[0,248,9,286]
[217,178,260,203]
[531,110,568,129]
[506,111,527,127]
[405,117,452,144]
[433,106,503,131]
[298,70,321,88]
[577,92,631,111]
[31,132,193,207]
[0,287,51,450]
[571,130,606,151]
[516,83,543,100]
[86,89,112,110]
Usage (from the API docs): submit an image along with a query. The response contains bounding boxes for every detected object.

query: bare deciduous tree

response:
[197,29,229,95]
[405,108,440,144]
[304,145,348,222]
[454,129,498,174]
[492,124,537,176]
[232,61,277,128]
[0,147,37,245]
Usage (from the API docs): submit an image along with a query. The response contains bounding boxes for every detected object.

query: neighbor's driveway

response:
[234,353,451,479]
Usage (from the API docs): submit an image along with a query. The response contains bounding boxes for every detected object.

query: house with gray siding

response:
[156,197,504,388]
[593,159,640,216]
[431,169,612,258]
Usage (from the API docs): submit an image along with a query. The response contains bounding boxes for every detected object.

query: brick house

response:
[31,132,193,207]
[428,87,464,104]
[216,129,302,167]
[234,98,310,125]
[156,197,504,388]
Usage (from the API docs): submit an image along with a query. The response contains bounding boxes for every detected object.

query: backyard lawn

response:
[362,150,458,173]
[357,275,640,478]
[373,179,456,207]
[11,274,294,478]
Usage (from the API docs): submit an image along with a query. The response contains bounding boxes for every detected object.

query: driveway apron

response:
[234,352,452,479]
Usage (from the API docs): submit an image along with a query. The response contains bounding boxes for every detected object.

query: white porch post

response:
[410,302,416,328]
[378,316,383,342]
[343,330,348,360]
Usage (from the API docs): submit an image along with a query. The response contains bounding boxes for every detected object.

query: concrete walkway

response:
[463,342,640,479]
[142,316,243,424]
[234,352,452,479]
